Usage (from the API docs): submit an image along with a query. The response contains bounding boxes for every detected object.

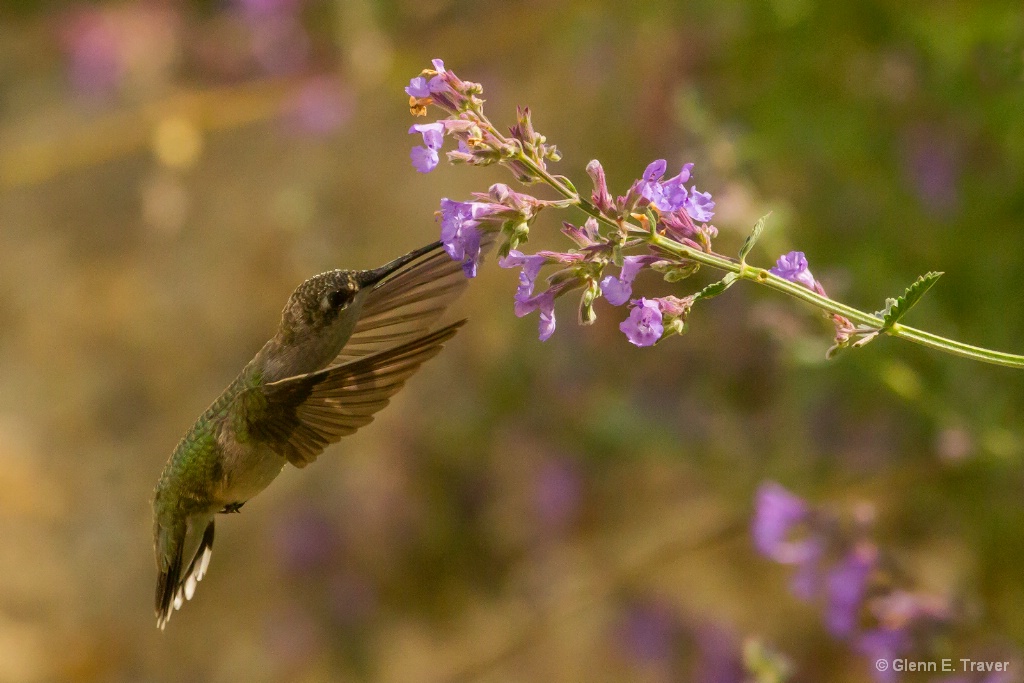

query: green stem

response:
[512,151,1024,369]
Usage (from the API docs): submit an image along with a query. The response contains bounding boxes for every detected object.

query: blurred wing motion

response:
[334,234,495,363]
[242,320,465,467]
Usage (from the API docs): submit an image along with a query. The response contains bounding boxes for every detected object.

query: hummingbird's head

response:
[278,244,435,344]
[280,269,362,341]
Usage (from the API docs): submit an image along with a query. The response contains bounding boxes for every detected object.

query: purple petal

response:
[500,250,548,302]
[667,162,694,186]
[618,255,647,283]
[640,182,671,211]
[409,122,445,149]
[642,159,667,183]
[410,145,439,173]
[458,225,482,278]
[405,75,430,98]
[438,199,483,276]
[538,295,557,341]
[600,275,632,306]
[683,186,715,222]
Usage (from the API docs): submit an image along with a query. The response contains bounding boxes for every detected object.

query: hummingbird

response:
[152,239,482,629]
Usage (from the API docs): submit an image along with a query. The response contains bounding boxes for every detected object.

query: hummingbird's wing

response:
[333,234,495,364]
[239,320,465,467]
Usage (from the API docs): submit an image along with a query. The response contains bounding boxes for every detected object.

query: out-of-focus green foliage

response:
[0,1,1021,681]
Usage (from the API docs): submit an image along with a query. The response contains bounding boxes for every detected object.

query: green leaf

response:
[555,175,578,195]
[662,262,700,282]
[739,212,771,264]
[645,208,659,234]
[879,271,943,332]
[695,272,738,301]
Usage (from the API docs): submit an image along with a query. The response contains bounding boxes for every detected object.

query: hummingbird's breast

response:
[214,422,288,505]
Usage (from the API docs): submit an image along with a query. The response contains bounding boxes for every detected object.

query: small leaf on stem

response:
[879,272,943,332]
[739,212,771,264]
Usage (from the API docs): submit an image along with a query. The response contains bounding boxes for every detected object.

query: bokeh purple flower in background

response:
[59,10,123,97]
[825,545,875,637]
[231,0,309,76]
[533,458,582,533]
[282,76,353,135]
[271,503,339,575]
[57,4,181,99]
[752,482,810,562]
[616,599,679,666]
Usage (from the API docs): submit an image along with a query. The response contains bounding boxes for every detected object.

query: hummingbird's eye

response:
[326,289,351,309]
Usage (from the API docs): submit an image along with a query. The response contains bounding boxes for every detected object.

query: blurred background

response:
[1,1,1023,681]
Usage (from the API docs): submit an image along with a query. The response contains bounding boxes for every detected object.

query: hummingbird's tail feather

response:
[155,517,214,630]
[335,233,496,364]
[246,320,466,468]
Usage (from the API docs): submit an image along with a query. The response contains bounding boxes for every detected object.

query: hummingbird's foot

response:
[219,502,246,514]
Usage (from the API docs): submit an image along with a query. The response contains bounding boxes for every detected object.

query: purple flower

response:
[283,77,353,135]
[515,289,557,341]
[789,538,824,600]
[534,459,581,532]
[640,161,697,212]
[500,250,548,304]
[826,547,875,637]
[410,145,439,173]
[409,122,445,149]
[405,75,430,98]
[856,628,909,683]
[59,11,124,97]
[409,122,446,173]
[634,160,705,215]
[683,187,715,222]
[600,256,648,306]
[769,251,817,290]
[438,199,485,277]
[636,159,669,207]
[246,12,311,76]
[752,482,810,562]
[617,600,678,665]
[642,159,667,183]
[428,58,450,94]
[661,163,693,197]
[620,298,664,347]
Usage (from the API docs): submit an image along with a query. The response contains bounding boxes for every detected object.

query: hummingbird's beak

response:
[356,241,443,288]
